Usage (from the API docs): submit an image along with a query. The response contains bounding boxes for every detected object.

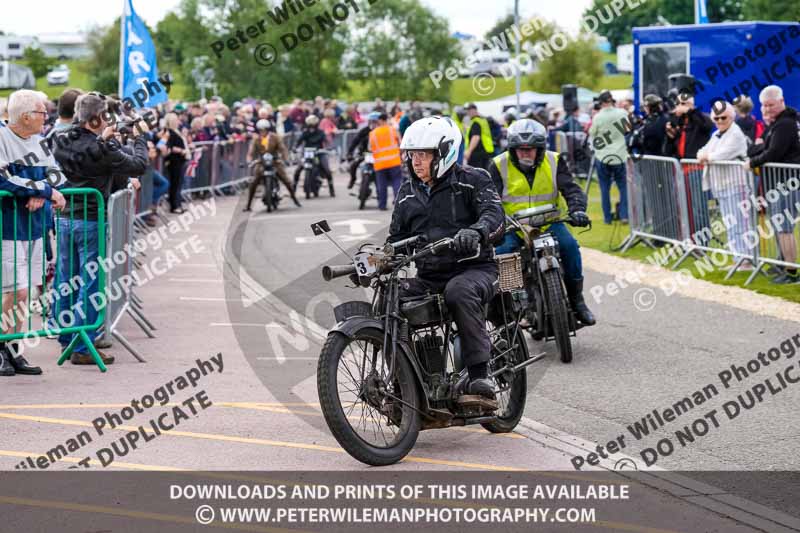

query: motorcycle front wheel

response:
[481,325,528,433]
[542,269,573,364]
[263,174,276,211]
[358,174,372,210]
[317,328,421,466]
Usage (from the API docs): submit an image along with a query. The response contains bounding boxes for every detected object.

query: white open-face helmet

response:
[400,116,462,180]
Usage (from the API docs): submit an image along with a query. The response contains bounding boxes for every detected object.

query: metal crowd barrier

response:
[101,186,156,362]
[181,140,216,196]
[673,160,758,277]
[748,162,800,283]
[620,155,691,253]
[0,189,109,370]
[621,156,800,285]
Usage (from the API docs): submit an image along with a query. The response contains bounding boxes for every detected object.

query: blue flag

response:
[695,0,709,24]
[120,0,168,109]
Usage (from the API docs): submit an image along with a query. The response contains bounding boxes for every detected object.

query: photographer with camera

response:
[52,92,148,365]
[630,94,669,157]
[664,94,713,160]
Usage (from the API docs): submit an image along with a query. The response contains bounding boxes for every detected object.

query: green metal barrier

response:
[0,188,108,371]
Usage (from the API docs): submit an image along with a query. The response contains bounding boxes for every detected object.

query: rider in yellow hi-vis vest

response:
[488,119,596,326]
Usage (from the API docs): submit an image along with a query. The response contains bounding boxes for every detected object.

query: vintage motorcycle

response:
[248,152,282,212]
[313,220,546,466]
[357,152,376,210]
[501,204,590,364]
[259,152,281,212]
[300,148,335,199]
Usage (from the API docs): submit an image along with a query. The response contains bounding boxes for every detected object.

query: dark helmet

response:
[507,119,547,149]
[643,94,662,107]
[507,119,547,170]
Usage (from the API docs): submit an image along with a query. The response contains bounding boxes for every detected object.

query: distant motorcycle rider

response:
[293,114,335,197]
[345,111,381,189]
[388,116,505,405]
[489,119,596,326]
[245,119,301,211]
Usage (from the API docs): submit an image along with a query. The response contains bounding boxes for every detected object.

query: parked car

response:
[46,64,70,86]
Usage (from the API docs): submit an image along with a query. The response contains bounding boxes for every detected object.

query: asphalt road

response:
[0,166,798,532]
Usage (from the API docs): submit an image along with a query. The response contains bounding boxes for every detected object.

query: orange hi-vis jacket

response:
[369,125,402,170]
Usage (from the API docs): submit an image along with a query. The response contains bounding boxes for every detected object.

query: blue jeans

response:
[375,166,403,209]
[152,170,169,205]
[54,218,101,354]
[596,161,628,223]
[494,222,583,282]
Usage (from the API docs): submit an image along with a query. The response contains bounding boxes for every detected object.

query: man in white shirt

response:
[697,101,752,268]
[0,90,67,376]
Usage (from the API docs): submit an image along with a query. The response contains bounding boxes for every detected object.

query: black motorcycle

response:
[259,152,281,212]
[357,152,376,210]
[312,221,545,466]
[499,204,589,364]
[300,148,333,199]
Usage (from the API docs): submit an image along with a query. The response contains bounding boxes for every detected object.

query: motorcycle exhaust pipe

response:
[322,264,357,281]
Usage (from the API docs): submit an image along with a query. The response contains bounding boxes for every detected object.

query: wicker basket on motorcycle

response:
[495,253,524,292]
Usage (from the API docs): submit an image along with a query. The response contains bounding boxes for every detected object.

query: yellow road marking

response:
[0,449,184,471]
[0,412,526,471]
[0,402,526,439]
[0,495,305,533]
[0,402,319,410]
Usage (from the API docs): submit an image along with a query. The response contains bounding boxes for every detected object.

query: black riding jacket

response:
[388,163,505,281]
[296,127,326,149]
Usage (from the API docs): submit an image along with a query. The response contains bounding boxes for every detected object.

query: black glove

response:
[569,210,590,227]
[453,228,481,255]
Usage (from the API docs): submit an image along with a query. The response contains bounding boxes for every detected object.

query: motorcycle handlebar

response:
[383,235,424,255]
[322,264,357,281]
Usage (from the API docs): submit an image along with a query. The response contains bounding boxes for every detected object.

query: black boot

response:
[467,378,496,400]
[0,344,14,376]
[328,181,335,197]
[8,343,42,375]
[566,279,596,326]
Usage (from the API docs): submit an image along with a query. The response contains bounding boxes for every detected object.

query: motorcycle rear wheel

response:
[543,269,573,363]
[318,328,421,466]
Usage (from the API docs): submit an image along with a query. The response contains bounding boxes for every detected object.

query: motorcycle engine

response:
[414,333,445,375]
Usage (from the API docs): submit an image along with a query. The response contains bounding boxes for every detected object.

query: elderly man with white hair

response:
[0,89,68,376]
[697,101,753,270]
[745,85,800,284]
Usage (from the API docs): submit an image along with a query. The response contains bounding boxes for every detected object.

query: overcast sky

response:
[2,0,593,37]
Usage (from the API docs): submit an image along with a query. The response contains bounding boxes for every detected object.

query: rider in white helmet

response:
[388,116,505,406]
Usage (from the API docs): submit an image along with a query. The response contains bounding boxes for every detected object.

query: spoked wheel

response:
[317,328,421,466]
[303,169,312,199]
[263,174,276,211]
[543,269,573,363]
[481,324,528,433]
